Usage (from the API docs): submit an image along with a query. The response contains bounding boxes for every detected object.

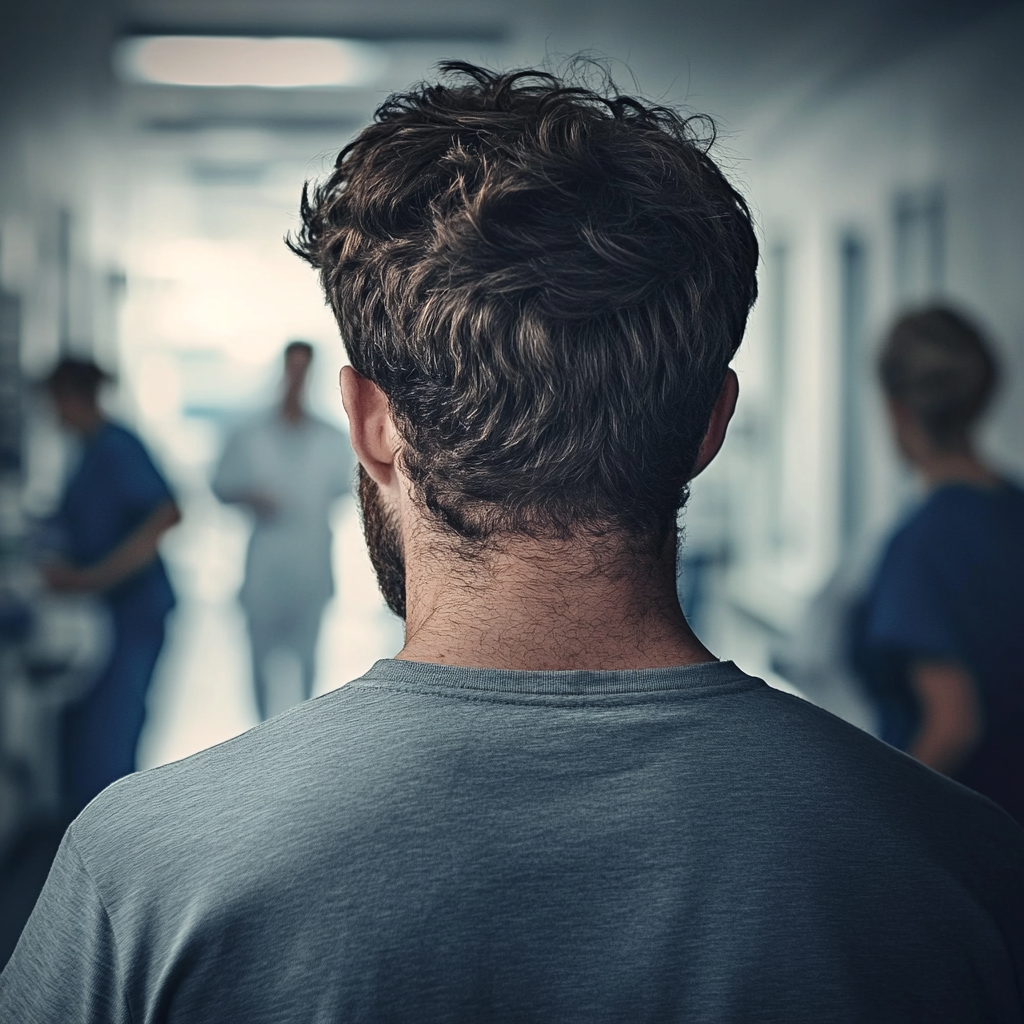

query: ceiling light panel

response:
[117,35,386,88]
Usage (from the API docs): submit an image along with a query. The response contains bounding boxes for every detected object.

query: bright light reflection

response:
[118,36,385,88]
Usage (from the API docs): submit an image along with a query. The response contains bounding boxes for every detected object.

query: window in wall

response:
[893,187,944,304]
[838,233,868,550]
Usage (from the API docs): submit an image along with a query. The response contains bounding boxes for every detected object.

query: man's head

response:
[291,62,758,615]
[283,340,314,401]
[45,357,110,434]
[879,307,999,463]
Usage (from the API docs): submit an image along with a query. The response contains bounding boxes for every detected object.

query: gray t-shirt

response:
[3,659,1023,1022]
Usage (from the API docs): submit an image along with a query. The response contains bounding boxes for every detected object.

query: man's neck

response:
[280,394,305,425]
[74,409,105,438]
[916,447,999,490]
[397,533,715,671]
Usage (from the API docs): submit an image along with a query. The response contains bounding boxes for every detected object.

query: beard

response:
[357,465,407,619]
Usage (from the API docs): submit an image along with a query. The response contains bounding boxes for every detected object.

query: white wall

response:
[699,4,1024,685]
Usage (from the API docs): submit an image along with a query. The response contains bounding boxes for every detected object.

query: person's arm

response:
[907,659,983,776]
[44,499,180,593]
[211,429,278,519]
[216,488,278,519]
[0,830,131,1023]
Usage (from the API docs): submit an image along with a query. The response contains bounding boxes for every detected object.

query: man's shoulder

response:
[305,413,348,441]
[907,481,1024,532]
[223,411,345,440]
[215,414,264,460]
[714,674,1024,852]
[69,684,375,880]
[877,493,958,574]
[67,661,1024,903]
[224,409,277,440]
[96,421,148,457]
[883,482,1024,575]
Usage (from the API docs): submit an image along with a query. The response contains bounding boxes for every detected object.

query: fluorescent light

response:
[117,36,385,88]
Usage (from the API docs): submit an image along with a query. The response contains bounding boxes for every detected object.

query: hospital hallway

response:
[3,0,1024,968]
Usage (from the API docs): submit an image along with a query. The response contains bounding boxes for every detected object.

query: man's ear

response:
[887,398,915,432]
[690,369,739,480]
[340,366,401,489]
[886,397,932,465]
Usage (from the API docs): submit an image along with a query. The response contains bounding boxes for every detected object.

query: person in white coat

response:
[212,342,352,720]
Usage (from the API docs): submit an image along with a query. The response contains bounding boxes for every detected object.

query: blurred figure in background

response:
[856,308,1024,824]
[42,358,180,814]
[212,341,351,720]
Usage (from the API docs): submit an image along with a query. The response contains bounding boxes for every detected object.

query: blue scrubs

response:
[856,481,1024,825]
[56,421,176,813]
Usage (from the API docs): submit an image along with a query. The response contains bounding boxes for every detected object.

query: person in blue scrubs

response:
[856,308,1024,825]
[42,358,180,814]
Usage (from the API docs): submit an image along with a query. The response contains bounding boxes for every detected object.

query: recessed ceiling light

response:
[116,35,386,88]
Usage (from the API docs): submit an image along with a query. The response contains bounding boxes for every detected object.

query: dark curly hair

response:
[291,61,759,545]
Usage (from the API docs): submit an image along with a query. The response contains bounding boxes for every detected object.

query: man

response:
[42,358,180,813]
[856,307,1024,824]
[2,63,1022,1022]
[212,341,351,720]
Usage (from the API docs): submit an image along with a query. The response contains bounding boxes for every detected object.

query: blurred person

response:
[40,358,180,814]
[855,307,1024,824]
[3,64,1023,1023]
[212,341,351,720]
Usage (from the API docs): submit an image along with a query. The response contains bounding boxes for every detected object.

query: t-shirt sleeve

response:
[866,531,965,663]
[114,431,175,519]
[0,829,132,1024]
[211,427,255,503]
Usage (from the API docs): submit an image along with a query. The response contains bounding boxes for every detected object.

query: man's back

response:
[8,63,1023,1023]
[5,659,1021,1023]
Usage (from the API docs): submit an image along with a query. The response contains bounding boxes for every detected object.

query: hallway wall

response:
[698,2,1024,694]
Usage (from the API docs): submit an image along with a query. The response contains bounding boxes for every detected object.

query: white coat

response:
[212,412,352,622]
